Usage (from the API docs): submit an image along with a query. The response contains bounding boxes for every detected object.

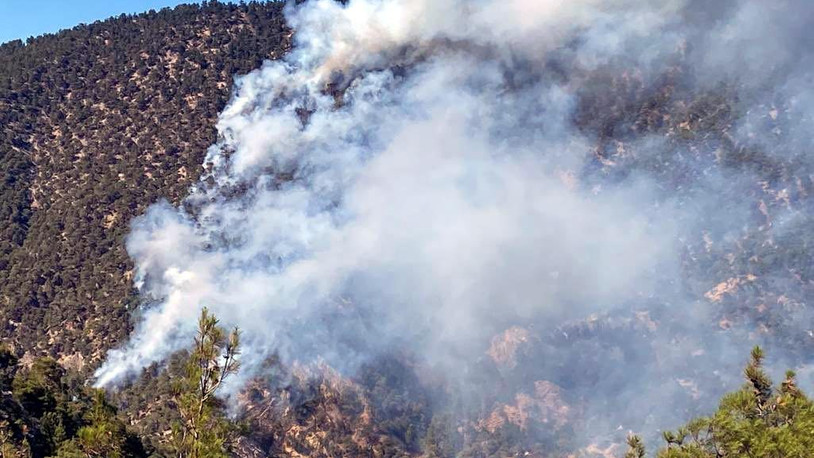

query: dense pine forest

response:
[2,0,814,457]
[0,2,290,455]
[0,1,289,363]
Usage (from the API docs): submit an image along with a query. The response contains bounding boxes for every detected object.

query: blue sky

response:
[0,0,219,44]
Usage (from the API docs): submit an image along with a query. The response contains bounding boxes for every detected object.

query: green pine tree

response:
[170,308,241,458]
[629,346,814,458]
[53,390,144,458]
[625,434,645,458]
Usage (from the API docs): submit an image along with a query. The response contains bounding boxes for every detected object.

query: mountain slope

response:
[2,1,814,457]
[0,1,289,368]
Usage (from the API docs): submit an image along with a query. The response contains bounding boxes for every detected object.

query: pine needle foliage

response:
[170,308,241,458]
[628,347,814,458]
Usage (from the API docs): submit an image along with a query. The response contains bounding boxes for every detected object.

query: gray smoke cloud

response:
[95,0,814,449]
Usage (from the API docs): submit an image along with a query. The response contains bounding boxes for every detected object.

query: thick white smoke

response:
[94,2,814,448]
[95,0,688,387]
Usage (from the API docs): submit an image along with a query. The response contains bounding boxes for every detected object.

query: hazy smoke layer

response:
[96,0,814,445]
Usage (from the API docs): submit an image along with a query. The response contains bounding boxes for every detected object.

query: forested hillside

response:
[2,1,814,457]
[0,1,289,366]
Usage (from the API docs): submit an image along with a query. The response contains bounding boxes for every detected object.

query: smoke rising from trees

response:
[95,0,814,445]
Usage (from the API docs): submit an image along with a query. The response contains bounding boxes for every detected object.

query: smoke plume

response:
[96,0,814,448]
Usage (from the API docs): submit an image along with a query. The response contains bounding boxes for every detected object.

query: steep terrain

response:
[2,1,814,457]
[0,1,289,367]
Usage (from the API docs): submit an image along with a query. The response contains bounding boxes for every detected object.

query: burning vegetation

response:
[1,0,814,457]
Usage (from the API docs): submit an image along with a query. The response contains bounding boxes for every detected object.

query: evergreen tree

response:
[628,347,814,458]
[170,308,240,458]
[625,434,645,458]
[54,390,145,458]
[0,420,26,458]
